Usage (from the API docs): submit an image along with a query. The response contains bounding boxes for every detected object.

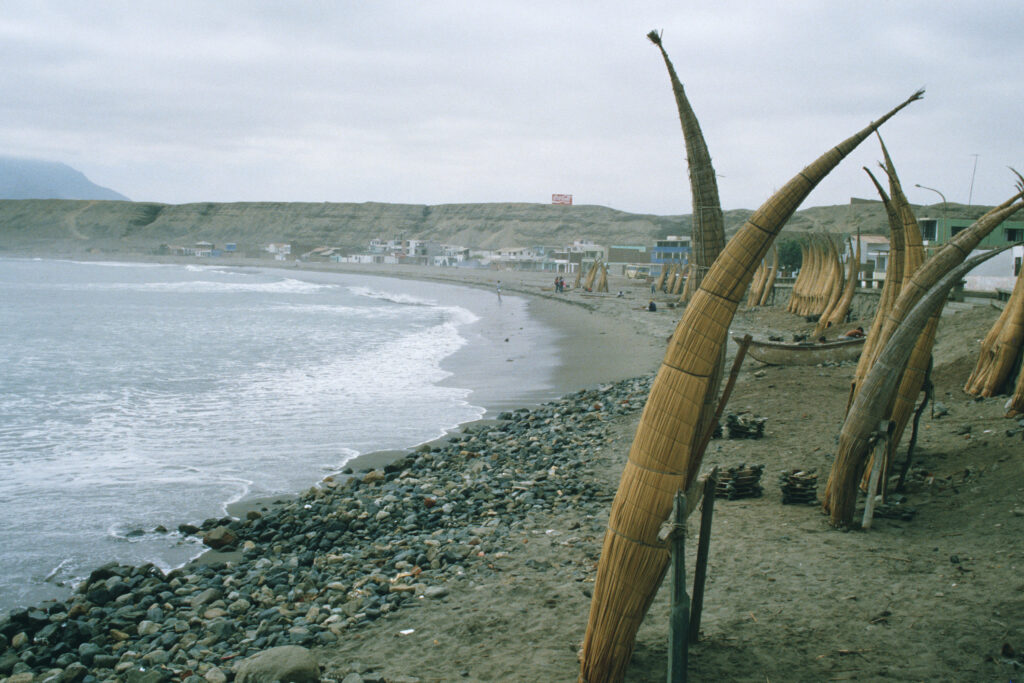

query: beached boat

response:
[735,334,865,366]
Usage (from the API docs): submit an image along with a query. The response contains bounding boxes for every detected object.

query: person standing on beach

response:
[496,280,502,297]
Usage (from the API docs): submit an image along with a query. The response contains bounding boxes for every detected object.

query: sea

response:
[0,257,560,611]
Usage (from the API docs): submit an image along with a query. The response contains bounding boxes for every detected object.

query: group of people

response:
[553,276,566,293]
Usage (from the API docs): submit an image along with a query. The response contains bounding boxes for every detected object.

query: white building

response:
[963,245,1023,293]
[851,235,890,287]
[265,243,291,261]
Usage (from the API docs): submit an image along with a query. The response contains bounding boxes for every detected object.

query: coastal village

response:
[161,204,1024,294]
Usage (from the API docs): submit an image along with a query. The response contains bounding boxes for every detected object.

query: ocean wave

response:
[78,278,334,294]
[347,285,437,306]
[184,265,241,275]
[66,260,177,269]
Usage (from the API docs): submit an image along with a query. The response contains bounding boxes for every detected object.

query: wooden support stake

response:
[862,421,892,530]
[694,334,753,461]
[689,466,718,643]
[668,491,689,683]
[898,357,933,492]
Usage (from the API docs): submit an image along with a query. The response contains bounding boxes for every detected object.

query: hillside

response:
[0,197,984,256]
[0,157,129,202]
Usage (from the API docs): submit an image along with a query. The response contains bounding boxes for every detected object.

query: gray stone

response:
[190,588,223,609]
[234,645,319,683]
[203,667,228,683]
[136,620,160,636]
[227,598,251,614]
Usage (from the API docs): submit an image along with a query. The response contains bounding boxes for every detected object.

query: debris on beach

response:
[725,412,767,439]
[778,469,819,505]
[715,464,766,500]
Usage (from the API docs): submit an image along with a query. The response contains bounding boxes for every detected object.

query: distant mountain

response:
[0,156,129,201]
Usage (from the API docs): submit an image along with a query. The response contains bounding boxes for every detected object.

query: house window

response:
[920,219,937,241]
[951,225,968,237]
[1015,256,1022,276]
[1005,228,1023,242]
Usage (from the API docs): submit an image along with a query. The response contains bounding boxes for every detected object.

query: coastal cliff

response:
[0,198,911,255]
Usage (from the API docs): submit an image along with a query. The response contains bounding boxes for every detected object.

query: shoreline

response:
[1,255,675,591]
[193,262,672,566]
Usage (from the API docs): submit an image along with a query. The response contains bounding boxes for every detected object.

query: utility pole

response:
[967,154,979,211]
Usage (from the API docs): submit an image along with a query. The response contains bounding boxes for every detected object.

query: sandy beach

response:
[2,261,1023,682]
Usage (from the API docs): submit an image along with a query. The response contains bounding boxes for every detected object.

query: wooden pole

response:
[691,334,752,462]
[861,421,892,530]
[689,467,718,643]
[667,491,689,683]
[897,358,933,492]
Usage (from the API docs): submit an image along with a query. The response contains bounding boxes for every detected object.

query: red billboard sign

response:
[552,193,573,205]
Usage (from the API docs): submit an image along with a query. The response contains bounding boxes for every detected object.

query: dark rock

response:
[124,667,170,683]
[0,652,21,675]
[202,526,238,549]
[92,654,120,669]
[85,587,113,606]
[77,642,103,666]
[60,662,89,683]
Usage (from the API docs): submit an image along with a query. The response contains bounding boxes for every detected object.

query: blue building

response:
[650,235,692,275]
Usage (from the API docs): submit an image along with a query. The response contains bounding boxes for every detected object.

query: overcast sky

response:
[2,2,1022,215]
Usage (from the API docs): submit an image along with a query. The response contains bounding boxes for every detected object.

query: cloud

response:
[1,1,1021,213]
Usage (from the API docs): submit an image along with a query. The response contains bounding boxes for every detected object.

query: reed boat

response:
[735,334,865,366]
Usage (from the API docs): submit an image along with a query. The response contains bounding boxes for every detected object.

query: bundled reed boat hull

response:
[736,335,865,366]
